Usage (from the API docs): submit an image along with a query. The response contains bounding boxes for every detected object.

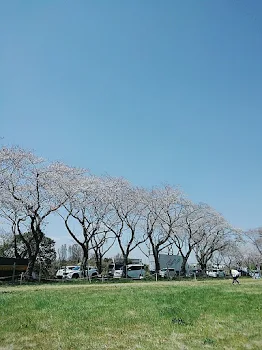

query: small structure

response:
[107,258,144,279]
[0,257,28,279]
[149,253,187,274]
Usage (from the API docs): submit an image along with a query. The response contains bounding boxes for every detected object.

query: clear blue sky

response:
[1,0,261,244]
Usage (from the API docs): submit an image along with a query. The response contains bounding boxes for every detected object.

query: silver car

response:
[159,267,176,278]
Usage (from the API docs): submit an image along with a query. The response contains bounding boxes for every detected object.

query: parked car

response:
[56,266,77,279]
[66,266,99,279]
[107,262,124,278]
[126,264,146,279]
[186,269,202,277]
[206,269,225,278]
[249,270,261,279]
[159,267,177,278]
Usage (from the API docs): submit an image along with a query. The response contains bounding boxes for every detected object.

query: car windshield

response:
[115,264,123,270]
[72,266,80,271]
[127,265,144,271]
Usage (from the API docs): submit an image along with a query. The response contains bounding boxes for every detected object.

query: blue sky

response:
[1,1,262,252]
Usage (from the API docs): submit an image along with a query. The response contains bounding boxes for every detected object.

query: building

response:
[0,257,28,279]
[149,253,187,273]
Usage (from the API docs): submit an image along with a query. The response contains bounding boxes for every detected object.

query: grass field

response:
[0,278,262,350]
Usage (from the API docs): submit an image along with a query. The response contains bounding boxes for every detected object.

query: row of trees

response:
[0,146,261,278]
[57,243,82,264]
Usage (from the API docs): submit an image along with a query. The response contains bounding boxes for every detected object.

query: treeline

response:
[0,146,261,279]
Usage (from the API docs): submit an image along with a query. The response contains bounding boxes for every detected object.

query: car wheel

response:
[72,273,79,279]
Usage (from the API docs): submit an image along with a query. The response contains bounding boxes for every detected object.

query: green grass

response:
[0,279,262,349]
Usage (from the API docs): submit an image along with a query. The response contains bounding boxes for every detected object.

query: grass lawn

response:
[0,278,262,350]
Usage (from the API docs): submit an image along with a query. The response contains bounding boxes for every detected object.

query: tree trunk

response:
[81,253,88,277]
[178,248,192,276]
[180,252,191,276]
[14,234,21,259]
[153,247,161,274]
[25,254,37,280]
[122,254,129,278]
[94,249,103,274]
[200,262,207,274]
[23,229,42,280]
[180,258,187,276]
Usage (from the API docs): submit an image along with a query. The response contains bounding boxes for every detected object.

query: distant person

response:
[231,269,240,284]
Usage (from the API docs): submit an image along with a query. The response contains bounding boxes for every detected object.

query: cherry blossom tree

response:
[141,185,185,274]
[0,146,82,278]
[245,227,262,257]
[243,227,262,271]
[193,205,234,273]
[90,232,115,273]
[102,177,148,269]
[169,202,209,275]
[0,200,22,258]
[0,147,36,185]
[213,240,243,270]
[59,175,114,274]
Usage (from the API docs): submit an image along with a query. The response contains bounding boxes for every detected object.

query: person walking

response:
[231,269,240,284]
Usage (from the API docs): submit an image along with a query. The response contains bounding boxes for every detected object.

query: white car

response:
[56,266,77,279]
[206,269,225,278]
[66,266,99,279]
[250,270,261,279]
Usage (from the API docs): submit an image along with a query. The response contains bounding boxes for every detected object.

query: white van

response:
[126,264,145,279]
